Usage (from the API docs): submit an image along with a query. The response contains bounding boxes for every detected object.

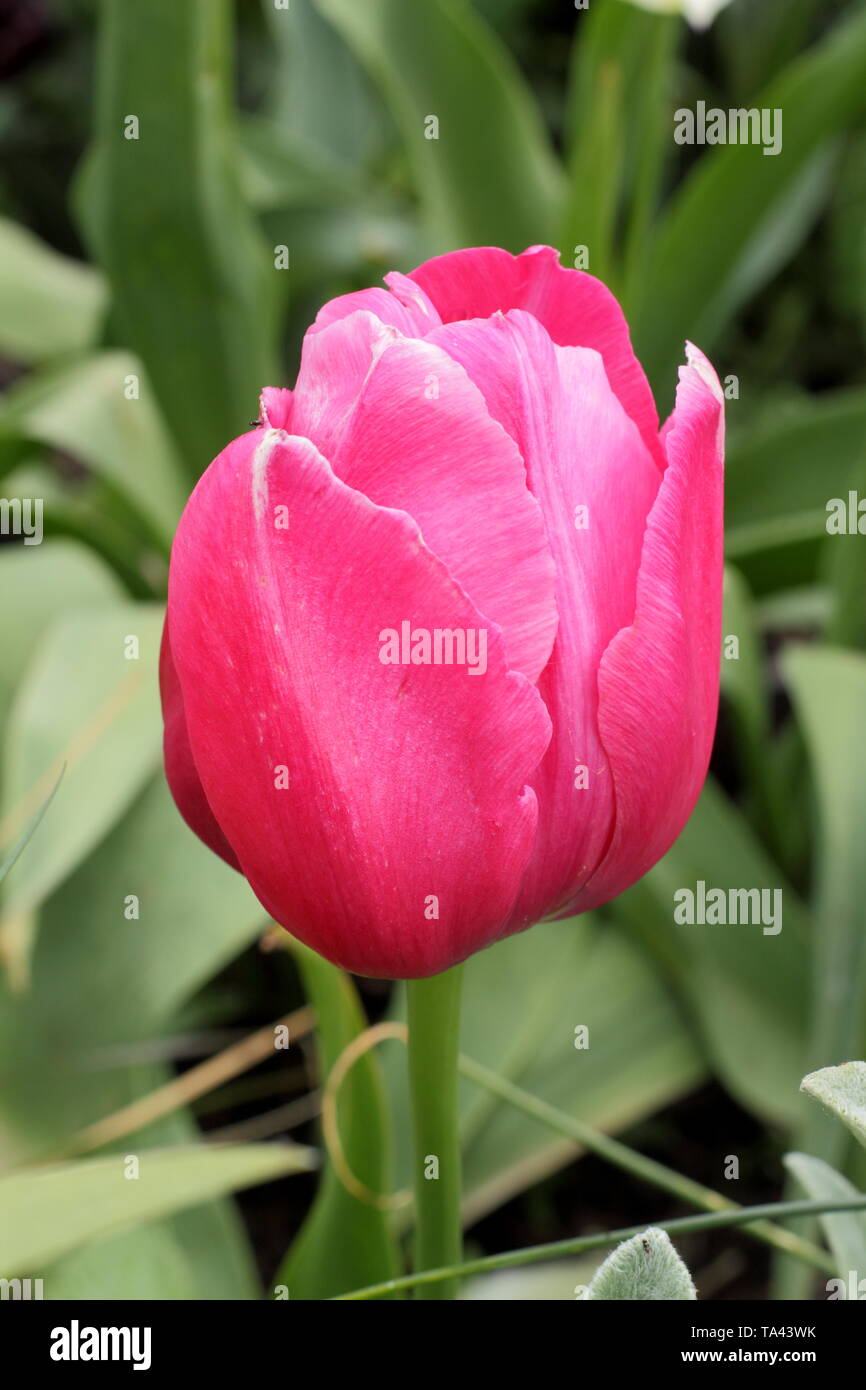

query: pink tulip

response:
[161,245,724,979]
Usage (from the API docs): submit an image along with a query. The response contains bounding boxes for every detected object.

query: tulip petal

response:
[576,345,724,912]
[167,428,551,978]
[292,311,558,683]
[312,272,441,338]
[259,386,293,431]
[426,310,660,923]
[289,310,395,458]
[383,270,442,327]
[409,244,665,468]
[159,623,241,871]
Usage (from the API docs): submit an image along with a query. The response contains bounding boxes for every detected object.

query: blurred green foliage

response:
[0,0,865,1300]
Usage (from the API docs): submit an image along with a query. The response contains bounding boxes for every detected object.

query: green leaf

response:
[315,0,563,252]
[0,460,165,603]
[0,811,267,1299]
[0,1033,267,1298]
[801,1063,866,1154]
[81,0,277,476]
[44,1184,265,1300]
[238,116,363,213]
[614,777,811,1126]
[579,1227,697,1301]
[828,132,866,342]
[264,0,388,172]
[561,2,678,296]
[0,216,107,365]
[0,604,165,982]
[382,918,704,1224]
[633,6,866,400]
[775,653,866,1298]
[725,390,866,576]
[35,775,267,1046]
[462,929,702,1220]
[0,352,187,549]
[0,541,122,731]
[0,1144,316,1276]
[720,566,768,777]
[785,1150,866,1285]
[0,766,64,889]
[821,439,866,650]
[561,5,627,289]
[166,1194,265,1301]
[0,740,270,1299]
[719,567,800,869]
[784,650,866,1162]
[276,945,401,1299]
[718,0,823,100]
[43,1224,198,1301]
[79,1209,263,1302]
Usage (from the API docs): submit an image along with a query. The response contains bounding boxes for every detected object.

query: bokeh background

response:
[1,0,865,1300]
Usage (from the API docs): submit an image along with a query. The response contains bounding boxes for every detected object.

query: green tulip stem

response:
[406,964,464,1299]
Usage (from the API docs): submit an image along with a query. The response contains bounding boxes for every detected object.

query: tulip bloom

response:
[162,245,724,978]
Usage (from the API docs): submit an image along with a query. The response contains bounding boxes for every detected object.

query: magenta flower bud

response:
[161,245,724,978]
